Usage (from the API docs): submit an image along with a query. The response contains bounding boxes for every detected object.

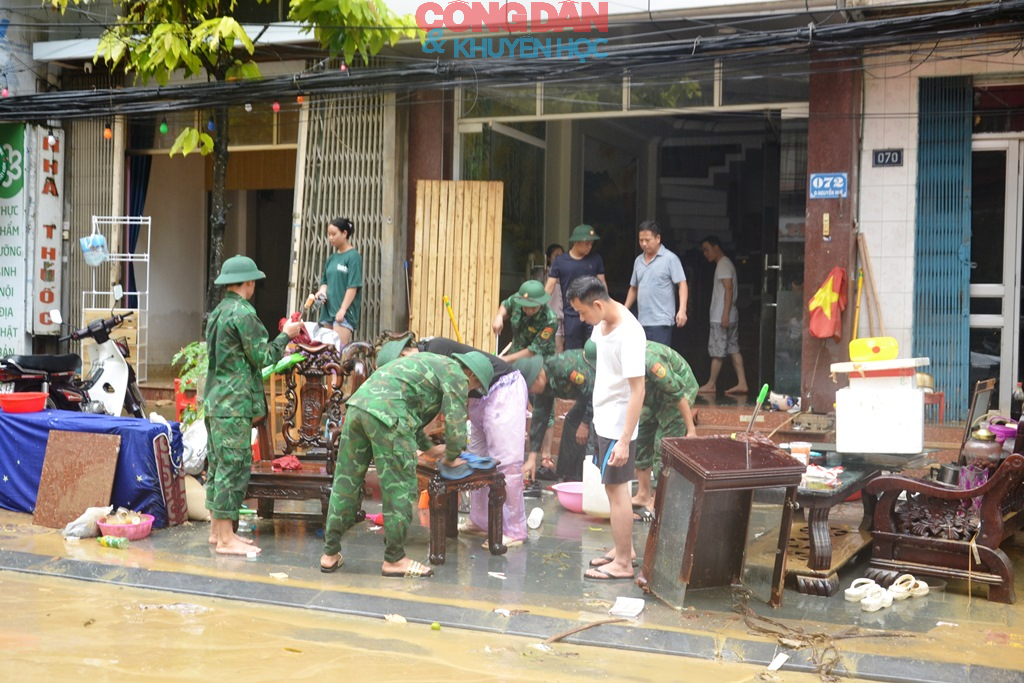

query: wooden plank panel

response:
[411,180,427,334]
[487,182,504,352]
[409,180,504,350]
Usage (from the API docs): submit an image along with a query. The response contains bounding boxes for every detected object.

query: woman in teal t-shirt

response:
[313,217,363,346]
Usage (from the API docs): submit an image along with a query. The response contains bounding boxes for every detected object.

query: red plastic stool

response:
[174,377,198,422]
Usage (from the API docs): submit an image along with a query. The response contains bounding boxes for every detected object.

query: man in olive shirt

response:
[632,341,698,517]
[205,255,303,556]
[515,342,596,483]
[319,350,494,578]
[492,279,558,363]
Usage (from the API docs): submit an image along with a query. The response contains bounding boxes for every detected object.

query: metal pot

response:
[932,463,960,485]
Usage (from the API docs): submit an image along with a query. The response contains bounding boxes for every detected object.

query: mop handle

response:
[442,295,463,344]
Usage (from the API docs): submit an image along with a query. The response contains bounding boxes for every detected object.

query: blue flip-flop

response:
[461,452,498,470]
[439,460,473,480]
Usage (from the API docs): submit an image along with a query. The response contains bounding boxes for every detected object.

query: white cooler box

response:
[831,357,929,454]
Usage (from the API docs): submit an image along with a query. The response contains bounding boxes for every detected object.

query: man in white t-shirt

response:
[566,276,646,581]
[697,236,748,395]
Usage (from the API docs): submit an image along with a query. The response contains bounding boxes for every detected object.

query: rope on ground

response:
[734,602,911,682]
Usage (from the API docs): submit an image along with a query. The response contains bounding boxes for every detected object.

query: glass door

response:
[970,140,1023,411]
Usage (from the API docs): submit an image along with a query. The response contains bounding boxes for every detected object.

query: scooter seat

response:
[4,354,82,374]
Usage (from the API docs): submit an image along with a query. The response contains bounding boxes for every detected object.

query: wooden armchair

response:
[248,341,374,520]
[865,439,1024,603]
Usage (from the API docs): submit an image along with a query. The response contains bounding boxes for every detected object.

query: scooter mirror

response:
[49,309,63,325]
[112,284,124,303]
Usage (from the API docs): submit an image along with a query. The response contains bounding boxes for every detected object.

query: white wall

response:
[142,154,206,371]
[859,38,1024,354]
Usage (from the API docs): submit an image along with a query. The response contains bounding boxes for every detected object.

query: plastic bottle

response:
[97,536,129,549]
[1011,382,1024,422]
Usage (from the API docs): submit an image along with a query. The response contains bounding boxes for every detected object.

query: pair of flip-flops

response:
[439,452,498,480]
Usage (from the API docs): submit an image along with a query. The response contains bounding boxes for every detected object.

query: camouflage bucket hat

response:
[511,355,544,388]
[376,333,413,368]
[214,255,266,285]
[569,224,599,242]
[512,280,550,307]
[452,351,494,395]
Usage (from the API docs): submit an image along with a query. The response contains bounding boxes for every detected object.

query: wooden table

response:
[789,468,879,596]
[787,446,931,597]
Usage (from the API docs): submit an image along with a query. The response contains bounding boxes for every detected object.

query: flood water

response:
[2,571,863,682]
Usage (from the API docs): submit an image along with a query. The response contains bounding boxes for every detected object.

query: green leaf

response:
[198,132,215,155]
[170,127,201,157]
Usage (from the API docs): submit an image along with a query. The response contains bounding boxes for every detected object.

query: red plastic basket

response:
[97,513,154,541]
[0,392,48,413]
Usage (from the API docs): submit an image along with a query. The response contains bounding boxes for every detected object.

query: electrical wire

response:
[0,0,1021,121]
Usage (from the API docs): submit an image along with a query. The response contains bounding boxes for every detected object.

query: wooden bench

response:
[865,447,1024,603]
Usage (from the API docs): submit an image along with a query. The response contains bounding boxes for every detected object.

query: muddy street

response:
[3,571,865,682]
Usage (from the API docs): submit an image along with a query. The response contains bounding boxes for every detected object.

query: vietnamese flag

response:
[807,266,847,342]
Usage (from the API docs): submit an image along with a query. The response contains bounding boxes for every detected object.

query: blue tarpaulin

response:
[0,409,183,528]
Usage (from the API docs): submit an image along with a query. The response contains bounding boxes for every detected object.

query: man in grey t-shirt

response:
[697,235,748,395]
[623,220,687,346]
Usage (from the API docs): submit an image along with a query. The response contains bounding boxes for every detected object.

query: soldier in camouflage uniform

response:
[205,255,303,556]
[632,340,698,518]
[514,342,596,483]
[491,280,558,363]
[377,333,529,547]
[319,350,494,578]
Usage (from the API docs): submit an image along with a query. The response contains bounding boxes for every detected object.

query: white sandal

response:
[887,574,916,601]
[844,577,877,602]
[860,585,893,612]
[908,578,930,597]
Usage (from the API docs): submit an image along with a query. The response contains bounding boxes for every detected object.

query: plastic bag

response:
[79,232,109,267]
[62,505,113,539]
[182,419,208,475]
[582,454,611,518]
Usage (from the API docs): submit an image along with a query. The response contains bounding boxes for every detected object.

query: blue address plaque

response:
[809,172,848,199]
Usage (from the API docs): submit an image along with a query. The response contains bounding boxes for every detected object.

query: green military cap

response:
[376,332,414,367]
[512,355,544,387]
[583,339,597,365]
[569,224,599,242]
[214,255,266,285]
[512,280,550,307]
[453,351,494,395]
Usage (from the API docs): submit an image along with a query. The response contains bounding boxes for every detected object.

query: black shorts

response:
[595,435,636,486]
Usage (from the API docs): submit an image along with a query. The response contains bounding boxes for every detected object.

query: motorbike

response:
[0,309,146,418]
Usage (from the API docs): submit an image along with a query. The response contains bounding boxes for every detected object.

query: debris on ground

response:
[735,603,913,682]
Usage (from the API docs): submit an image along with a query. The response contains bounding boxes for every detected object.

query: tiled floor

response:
[2,484,1023,681]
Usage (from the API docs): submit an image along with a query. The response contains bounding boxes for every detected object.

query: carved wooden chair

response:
[865,419,1024,603]
[248,342,373,520]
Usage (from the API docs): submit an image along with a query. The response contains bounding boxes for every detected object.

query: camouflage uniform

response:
[501,294,558,358]
[204,291,291,521]
[323,353,470,563]
[636,341,699,475]
[528,349,595,481]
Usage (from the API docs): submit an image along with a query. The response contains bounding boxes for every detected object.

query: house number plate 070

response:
[872,149,903,167]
